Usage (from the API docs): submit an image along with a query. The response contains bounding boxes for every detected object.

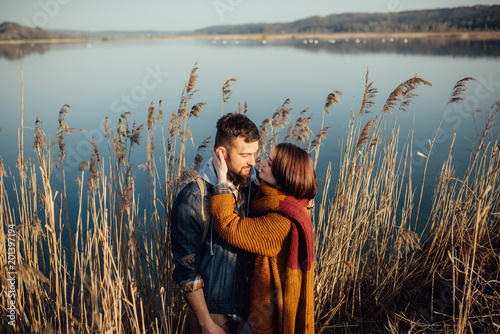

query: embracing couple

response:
[171,113,316,334]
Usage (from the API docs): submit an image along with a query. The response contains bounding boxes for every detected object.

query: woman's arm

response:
[210,194,290,257]
[211,147,290,256]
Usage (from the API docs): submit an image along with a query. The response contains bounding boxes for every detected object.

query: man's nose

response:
[248,155,256,166]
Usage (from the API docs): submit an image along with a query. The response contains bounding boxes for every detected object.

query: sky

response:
[1,0,500,32]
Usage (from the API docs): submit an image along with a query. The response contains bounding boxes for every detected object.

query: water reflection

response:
[207,37,500,57]
[2,37,499,60]
[0,43,51,60]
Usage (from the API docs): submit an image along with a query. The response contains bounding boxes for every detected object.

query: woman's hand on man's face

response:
[212,145,228,183]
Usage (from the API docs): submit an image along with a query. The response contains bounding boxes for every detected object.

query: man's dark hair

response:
[215,113,260,148]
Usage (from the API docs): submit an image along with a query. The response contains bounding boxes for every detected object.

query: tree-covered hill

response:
[0,22,52,40]
[196,5,500,35]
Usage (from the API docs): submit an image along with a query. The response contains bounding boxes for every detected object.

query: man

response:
[171,113,260,333]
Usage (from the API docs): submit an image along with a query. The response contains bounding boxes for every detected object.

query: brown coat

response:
[211,182,315,334]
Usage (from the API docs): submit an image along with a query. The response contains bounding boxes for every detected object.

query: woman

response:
[211,142,317,334]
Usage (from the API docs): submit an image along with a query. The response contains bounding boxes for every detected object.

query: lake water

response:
[1,37,499,229]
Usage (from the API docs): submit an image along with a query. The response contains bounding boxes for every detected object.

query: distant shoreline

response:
[1,31,500,45]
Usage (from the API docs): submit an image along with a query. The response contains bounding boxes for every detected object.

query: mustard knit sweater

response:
[210,181,315,334]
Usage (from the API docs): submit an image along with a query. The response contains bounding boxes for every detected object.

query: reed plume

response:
[285,108,312,146]
[78,160,89,172]
[355,119,373,149]
[382,75,432,114]
[257,98,292,163]
[186,61,199,97]
[0,157,4,178]
[237,100,248,114]
[312,90,342,168]
[324,91,342,114]
[449,77,476,103]
[87,138,100,193]
[33,117,45,153]
[190,102,206,118]
[147,100,159,130]
[194,136,211,172]
[222,78,238,115]
[359,68,378,114]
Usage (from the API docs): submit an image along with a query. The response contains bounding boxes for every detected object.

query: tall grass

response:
[313,74,500,333]
[0,64,499,333]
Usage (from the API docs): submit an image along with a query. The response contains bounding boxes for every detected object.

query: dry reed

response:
[0,65,498,334]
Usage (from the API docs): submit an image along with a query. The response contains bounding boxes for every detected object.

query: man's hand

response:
[185,289,226,334]
[201,321,226,334]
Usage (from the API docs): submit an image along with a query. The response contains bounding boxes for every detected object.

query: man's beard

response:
[227,168,251,187]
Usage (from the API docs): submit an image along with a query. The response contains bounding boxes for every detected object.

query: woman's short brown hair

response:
[272,143,317,200]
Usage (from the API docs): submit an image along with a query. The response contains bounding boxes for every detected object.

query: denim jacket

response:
[171,158,259,315]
